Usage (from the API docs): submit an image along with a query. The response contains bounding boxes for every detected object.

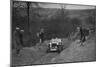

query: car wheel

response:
[46,47,51,53]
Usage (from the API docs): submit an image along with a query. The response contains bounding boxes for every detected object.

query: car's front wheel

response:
[57,45,63,53]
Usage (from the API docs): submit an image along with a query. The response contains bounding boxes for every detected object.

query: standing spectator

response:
[77,26,89,46]
[37,28,45,43]
[79,27,86,46]
[13,27,24,56]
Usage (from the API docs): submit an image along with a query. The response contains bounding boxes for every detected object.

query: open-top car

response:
[47,38,63,53]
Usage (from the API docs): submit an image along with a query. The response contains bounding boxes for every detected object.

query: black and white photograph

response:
[11,0,96,66]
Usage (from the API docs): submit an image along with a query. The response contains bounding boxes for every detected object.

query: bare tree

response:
[27,2,31,32]
[61,4,66,18]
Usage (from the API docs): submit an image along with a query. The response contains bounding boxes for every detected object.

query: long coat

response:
[13,30,23,49]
